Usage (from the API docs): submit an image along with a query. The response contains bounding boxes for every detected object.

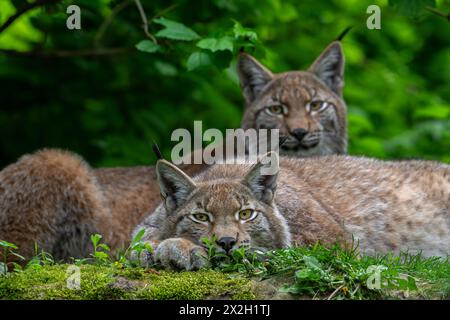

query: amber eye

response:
[308,100,327,112]
[266,105,284,115]
[192,213,209,223]
[238,209,256,221]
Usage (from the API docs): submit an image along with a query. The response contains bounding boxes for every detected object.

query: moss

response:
[0,265,255,300]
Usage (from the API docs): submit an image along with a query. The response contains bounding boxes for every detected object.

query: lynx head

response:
[155,152,290,255]
[238,41,347,157]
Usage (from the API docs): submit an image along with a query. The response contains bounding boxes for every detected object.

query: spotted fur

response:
[134,153,450,270]
[238,41,347,157]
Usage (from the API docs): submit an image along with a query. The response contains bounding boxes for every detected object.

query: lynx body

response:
[134,153,450,270]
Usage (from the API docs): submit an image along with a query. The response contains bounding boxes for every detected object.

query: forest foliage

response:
[0,0,449,167]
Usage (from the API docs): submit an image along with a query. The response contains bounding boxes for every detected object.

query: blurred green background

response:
[0,0,449,168]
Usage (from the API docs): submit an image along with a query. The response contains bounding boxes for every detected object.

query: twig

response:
[95,0,134,46]
[425,6,450,21]
[0,47,132,58]
[151,3,179,20]
[0,0,61,34]
[326,284,344,300]
[134,0,157,44]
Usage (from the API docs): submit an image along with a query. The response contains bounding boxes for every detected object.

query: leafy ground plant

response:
[202,239,449,300]
[0,240,24,275]
[0,236,448,300]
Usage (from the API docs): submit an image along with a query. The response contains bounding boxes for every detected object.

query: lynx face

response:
[171,183,278,254]
[238,42,347,156]
[155,153,290,255]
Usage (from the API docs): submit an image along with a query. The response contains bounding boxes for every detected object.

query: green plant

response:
[200,236,263,274]
[25,243,55,270]
[115,228,153,268]
[89,234,111,265]
[0,240,24,275]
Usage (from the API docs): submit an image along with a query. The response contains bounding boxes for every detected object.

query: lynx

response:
[133,152,450,270]
[237,41,347,156]
[0,42,348,261]
[0,149,206,261]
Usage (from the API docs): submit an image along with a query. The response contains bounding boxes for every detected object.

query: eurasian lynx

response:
[238,41,347,156]
[134,152,450,270]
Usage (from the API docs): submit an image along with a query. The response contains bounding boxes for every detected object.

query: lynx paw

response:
[154,238,208,271]
[130,241,159,267]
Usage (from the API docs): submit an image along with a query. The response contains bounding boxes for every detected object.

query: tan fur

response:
[134,153,450,270]
[238,41,347,156]
[0,149,205,261]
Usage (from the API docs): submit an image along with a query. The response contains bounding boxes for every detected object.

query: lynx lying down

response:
[134,152,450,270]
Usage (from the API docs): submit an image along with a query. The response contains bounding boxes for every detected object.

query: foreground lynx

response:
[134,152,450,270]
[0,41,348,261]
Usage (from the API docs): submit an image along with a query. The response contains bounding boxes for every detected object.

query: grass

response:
[0,235,449,300]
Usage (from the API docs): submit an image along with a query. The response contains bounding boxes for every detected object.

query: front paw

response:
[130,240,159,267]
[154,238,209,271]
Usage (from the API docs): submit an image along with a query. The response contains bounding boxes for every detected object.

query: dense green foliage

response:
[0,0,448,167]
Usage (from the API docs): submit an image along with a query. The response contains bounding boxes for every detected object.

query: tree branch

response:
[0,0,61,34]
[151,3,179,20]
[0,47,132,58]
[134,0,157,44]
[94,0,134,47]
[426,6,450,22]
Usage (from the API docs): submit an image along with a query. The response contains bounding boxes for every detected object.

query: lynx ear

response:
[156,160,196,213]
[237,53,274,104]
[309,41,345,96]
[243,152,279,204]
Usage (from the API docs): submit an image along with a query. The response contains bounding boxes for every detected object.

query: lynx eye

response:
[308,100,328,113]
[238,209,257,221]
[191,213,210,223]
[266,105,284,115]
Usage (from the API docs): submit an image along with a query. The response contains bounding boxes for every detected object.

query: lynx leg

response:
[0,149,110,262]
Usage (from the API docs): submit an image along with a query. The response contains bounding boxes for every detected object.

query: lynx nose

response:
[216,237,237,252]
[291,128,308,141]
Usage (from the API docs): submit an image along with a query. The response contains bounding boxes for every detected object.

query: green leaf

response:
[131,228,146,244]
[186,51,212,71]
[197,36,234,52]
[233,21,258,42]
[94,251,109,260]
[154,61,178,76]
[389,0,436,19]
[98,244,110,252]
[90,234,102,247]
[303,255,322,270]
[413,104,450,120]
[154,17,200,41]
[135,40,160,53]
[0,240,18,249]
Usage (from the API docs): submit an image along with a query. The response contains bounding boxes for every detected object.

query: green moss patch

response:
[0,265,255,300]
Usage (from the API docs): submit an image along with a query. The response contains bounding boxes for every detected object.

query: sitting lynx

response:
[238,41,347,156]
[134,152,450,270]
[0,41,348,261]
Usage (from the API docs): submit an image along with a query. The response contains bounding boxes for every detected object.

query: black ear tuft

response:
[336,26,353,41]
[152,143,163,160]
